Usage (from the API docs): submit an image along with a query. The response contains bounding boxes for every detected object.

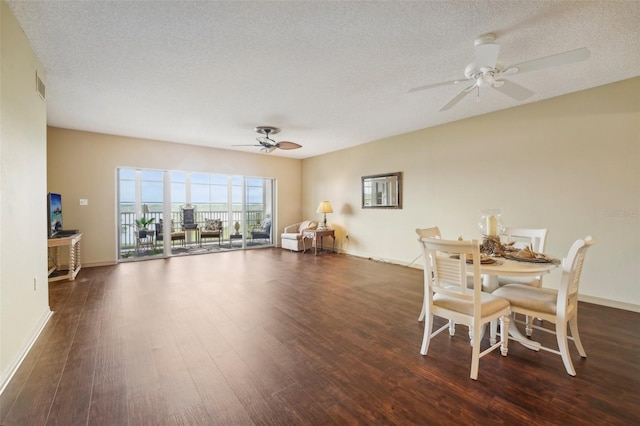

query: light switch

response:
[79,199,88,206]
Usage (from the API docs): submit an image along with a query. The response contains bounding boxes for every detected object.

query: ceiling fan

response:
[408,33,590,111]
[234,126,302,153]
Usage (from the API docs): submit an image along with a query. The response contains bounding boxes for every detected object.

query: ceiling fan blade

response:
[492,79,534,101]
[475,43,500,68]
[504,47,590,75]
[233,144,261,147]
[407,79,467,93]
[275,141,302,150]
[440,85,475,111]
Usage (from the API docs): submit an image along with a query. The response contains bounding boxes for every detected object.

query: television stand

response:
[48,233,82,282]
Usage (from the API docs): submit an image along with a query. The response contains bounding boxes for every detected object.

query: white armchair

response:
[281,220,318,251]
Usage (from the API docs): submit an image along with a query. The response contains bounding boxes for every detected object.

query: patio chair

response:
[181,205,198,229]
[250,218,272,244]
[201,219,222,246]
[156,219,185,246]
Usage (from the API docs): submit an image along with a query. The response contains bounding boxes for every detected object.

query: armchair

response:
[281,220,318,251]
[201,219,222,246]
[250,218,272,244]
[156,219,186,246]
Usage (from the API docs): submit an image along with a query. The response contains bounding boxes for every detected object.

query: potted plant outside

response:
[135,217,155,238]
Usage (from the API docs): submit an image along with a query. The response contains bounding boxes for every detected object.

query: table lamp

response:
[316,201,333,229]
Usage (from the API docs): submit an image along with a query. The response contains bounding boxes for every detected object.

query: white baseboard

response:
[0,308,53,395]
[83,260,116,268]
[578,294,640,313]
[340,249,640,313]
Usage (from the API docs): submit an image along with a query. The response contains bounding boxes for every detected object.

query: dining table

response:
[469,253,561,349]
[474,257,559,293]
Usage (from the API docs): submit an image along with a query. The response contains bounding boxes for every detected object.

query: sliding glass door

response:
[118,169,164,259]
[117,168,274,260]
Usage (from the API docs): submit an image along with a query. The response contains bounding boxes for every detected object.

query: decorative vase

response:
[478,209,504,237]
[234,221,240,234]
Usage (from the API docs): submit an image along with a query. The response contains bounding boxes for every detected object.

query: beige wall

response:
[2,0,637,392]
[302,78,640,311]
[0,1,51,389]
[47,128,303,266]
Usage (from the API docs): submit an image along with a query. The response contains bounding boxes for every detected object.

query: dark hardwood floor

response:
[1,248,638,425]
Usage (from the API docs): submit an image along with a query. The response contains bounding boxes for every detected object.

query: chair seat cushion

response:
[493,284,558,315]
[434,292,509,317]
[497,276,542,288]
[281,232,302,240]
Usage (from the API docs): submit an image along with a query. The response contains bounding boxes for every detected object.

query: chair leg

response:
[418,300,425,322]
[420,314,434,355]
[556,320,576,376]
[490,319,497,346]
[470,322,481,380]
[448,320,455,336]
[500,315,510,356]
[469,324,487,346]
[569,315,587,358]
[525,315,533,336]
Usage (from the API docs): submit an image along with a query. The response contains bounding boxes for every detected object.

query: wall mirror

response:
[362,172,402,209]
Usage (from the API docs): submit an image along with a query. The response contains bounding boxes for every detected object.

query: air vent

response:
[36,71,45,100]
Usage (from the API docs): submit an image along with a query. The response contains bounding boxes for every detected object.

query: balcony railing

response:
[120,210,264,249]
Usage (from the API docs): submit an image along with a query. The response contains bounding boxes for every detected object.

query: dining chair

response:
[493,235,595,376]
[498,227,548,335]
[498,227,548,287]
[415,227,442,322]
[418,237,511,380]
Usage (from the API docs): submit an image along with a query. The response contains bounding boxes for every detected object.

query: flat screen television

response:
[48,192,63,237]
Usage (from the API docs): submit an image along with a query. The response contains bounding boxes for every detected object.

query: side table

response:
[303,229,335,256]
[48,233,82,282]
[229,233,243,248]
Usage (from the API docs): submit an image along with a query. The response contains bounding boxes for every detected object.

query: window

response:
[117,168,274,260]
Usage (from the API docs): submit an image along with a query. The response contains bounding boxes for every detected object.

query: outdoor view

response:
[118,168,274,259]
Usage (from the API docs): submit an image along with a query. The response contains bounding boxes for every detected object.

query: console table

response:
[303,229,335,256]
[48,233,82,282]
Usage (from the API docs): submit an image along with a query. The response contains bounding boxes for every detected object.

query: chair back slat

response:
[420,238,480,302]
[434,256,466,289]
[502,227,548,252]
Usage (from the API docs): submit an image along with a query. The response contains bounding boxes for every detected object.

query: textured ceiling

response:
[7,0,640,159]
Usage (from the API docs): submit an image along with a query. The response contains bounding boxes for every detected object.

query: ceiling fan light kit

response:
[409,32,590,111]
[233,126,302,153]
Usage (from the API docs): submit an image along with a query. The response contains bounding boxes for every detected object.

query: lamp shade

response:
[316,201,333,213]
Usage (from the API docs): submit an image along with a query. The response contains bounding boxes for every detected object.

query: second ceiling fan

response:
[409,33,590,111]
[235,126,302,153]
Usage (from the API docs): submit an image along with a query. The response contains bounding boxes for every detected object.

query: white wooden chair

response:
[498,227,548,288]
[498,227,549,335]
[418,237,511,380]
[493,236,595,376]
[415,227,442,322]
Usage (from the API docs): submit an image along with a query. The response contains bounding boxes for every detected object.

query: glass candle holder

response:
[478,209,504,237]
